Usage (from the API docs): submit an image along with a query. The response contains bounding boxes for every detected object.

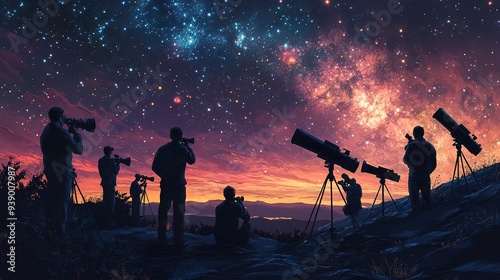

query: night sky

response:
[1,0,499,205]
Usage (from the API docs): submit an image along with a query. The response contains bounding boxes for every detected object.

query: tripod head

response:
[323,160,335,181]
[452,138,463,149]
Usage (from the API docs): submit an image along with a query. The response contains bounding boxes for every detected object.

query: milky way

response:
[1,0,499,204]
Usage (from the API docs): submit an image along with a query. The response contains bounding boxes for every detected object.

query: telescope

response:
[432,108,482,155]
[113,155,131,166]
[361,160,400,182]
[65,117,96,132]
[138,175,154,182]
[291,128,359,173]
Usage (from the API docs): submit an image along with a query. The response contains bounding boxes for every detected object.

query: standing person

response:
[98,146,120,228]
[130,174,143,226]
[40,107,83,237]
[152,127,196,247]
[214,186,251,245]
[403,126,437,208]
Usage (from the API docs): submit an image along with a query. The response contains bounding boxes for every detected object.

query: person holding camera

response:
[152,127,196,247]
[403,126,437,208]
[40,107,83,237]
[214,186,251,245]
[98,146,120,228]
[339,175,362,216]
[130,174,143,226]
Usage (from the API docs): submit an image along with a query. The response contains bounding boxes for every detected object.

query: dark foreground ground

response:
[95,163,500,280]
[2,163,498,279]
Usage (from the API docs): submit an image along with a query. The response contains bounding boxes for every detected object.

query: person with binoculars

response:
[214,185,251,245]
[98,146,120,229]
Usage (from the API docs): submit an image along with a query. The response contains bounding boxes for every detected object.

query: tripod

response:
[304,161,359,236]
[139,180,156,226]
[365,176,399,221]
[451,141,479,194]
[70,169,104,244]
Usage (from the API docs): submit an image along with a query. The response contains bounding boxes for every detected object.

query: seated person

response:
[214,186,251,245]
[340,176,362,216]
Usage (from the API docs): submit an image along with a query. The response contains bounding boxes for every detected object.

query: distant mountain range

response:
[143,200,348,220]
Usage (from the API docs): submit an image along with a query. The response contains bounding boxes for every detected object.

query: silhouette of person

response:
[40,107,83,236]
[98,146,120,228]
[152,127,195,247]
[130,174,143,226]
[214,186,251,245]
[339,175,362,216]
[403,126,437,207]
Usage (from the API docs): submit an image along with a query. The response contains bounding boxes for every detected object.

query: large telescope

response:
[432,108,482,155]
[291,128,359,173]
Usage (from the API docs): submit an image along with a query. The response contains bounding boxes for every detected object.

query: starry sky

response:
[1,0,499,205]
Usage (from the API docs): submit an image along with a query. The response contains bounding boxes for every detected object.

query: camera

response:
[404,133,414,150]
[338,173,352,188]
[138,175,154,182]
[65,117,96,132]
[182,137,195,145]
[235,196,244,202]
[405,133,413,142]
[114,154,131,166]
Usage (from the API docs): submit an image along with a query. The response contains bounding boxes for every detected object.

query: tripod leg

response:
[365,185,382,222]
[384,184,399,212]
[74,179,105,245]
[461,153,480,191]
[382,183,385,216]
[141,192,146,217]
[71,184,78,204]
[305,177,327,235]
[144,191,157,224]
[452,153,459,190]
[330,179,333,233]
[459,154,472,195]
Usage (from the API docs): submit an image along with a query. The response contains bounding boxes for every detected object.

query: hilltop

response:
[3,163,499,279]
[96,162,500,279]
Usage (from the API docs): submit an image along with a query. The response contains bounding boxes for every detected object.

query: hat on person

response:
[103,146,114,155]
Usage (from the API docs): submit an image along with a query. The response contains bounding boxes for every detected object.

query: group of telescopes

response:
[291,107,482,230]
[291,107,482,180]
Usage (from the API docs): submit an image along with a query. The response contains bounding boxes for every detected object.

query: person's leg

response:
[157,189,172,244]
[110,187,116,225]
[103,188,115,227]
[408,178,420,207]
[237,221,251,245]
[44,173,57,234]
[55,173,72,236]
[172,186,186,245]
[421,177,431,206]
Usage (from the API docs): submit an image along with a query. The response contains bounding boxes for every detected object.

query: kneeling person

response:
[214,186,251,245]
